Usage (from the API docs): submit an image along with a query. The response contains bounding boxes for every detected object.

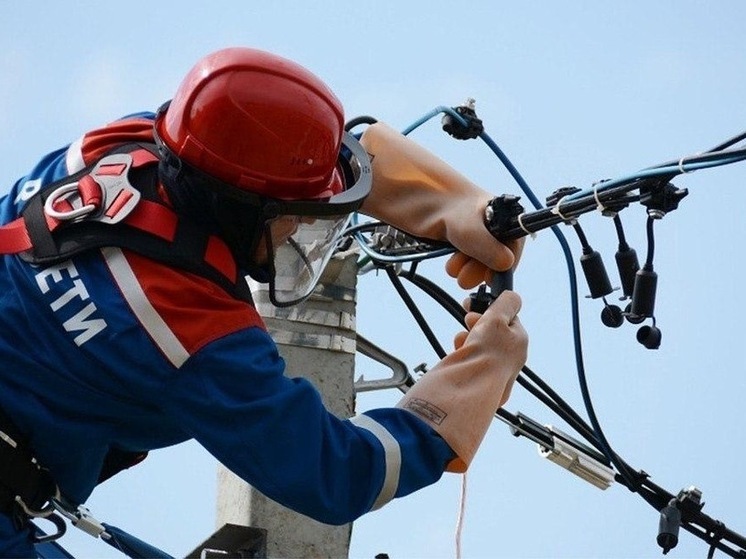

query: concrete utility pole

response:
[215,251,359,558]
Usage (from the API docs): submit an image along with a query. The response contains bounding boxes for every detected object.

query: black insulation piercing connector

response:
[580,248,613,299]
[484,194,525,239]
[657,499,682,554]
[471,195,524,312]
[630,266,658,319]
[468,270,514,314]
[469,285,493,314]
[615,245,640,299]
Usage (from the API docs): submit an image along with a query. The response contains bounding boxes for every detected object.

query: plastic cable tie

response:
[593,183,607,213]
[517,212,536,239]
[678,152,701,175]
[550,195,573,222]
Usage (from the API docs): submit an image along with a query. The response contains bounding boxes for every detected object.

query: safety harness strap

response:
[0,142,252,303]
[0,143,258,514]
[0,217,33,254]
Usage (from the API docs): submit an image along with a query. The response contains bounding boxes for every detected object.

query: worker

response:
[0,47,527,557]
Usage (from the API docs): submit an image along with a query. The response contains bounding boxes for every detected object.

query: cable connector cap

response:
[484,194,524,240]
[442,98,484,140]
[538,426,615,490]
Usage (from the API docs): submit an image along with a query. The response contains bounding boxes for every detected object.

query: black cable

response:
[613,215,629,250]
[399,271,467,325]
[398,269,641,481]
[709,130,746,151]
[399,271,614,460]
[397,270,612,460]
[394,229,641,489]
[518,371,661,501]
[398,270,611,458]
[491,145,746,242]
[494,407,520,425]
[407,261,420,276]
[644,215,656,269]
[513,375,602,445]
[497,178,650,241]
[374,224,661,496]
[382,249,746,555]
[572,223,592,251]
[682,521,746,559]
[520,366,599,444]
[384,266,448,359]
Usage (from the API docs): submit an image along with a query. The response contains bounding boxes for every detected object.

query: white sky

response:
[2,2,746,558]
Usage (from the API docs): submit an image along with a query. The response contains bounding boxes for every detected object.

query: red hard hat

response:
[155,47,345,200]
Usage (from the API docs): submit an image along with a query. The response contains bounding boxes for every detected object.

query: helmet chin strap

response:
[244,224,274,283]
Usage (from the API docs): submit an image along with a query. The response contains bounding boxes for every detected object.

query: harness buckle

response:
[14,493,57,519]
[43,153,142,225]
[44,182,97,221]
[52,499,108,539]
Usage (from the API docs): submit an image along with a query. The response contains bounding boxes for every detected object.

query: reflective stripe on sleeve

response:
[349,414,402,510]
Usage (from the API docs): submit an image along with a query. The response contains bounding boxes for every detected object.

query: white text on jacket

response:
[35,261,107,345]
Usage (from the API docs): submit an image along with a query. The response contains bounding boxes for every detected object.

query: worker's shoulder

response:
[77,113,156,165]
[104,247,264,358]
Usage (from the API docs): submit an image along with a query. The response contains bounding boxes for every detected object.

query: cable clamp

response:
[538,425,615,490]
[505,413,614,489]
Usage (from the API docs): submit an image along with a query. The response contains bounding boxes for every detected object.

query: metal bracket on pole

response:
[185,524,267,559]
[354,335,411,392]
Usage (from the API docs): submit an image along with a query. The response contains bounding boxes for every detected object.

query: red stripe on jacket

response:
[121,250,265,357]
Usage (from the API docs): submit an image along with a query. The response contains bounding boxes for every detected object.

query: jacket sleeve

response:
[159,326,455,525]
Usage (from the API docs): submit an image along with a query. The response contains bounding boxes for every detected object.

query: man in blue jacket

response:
[0,47,527,557]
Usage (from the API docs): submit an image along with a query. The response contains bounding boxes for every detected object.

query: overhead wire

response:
[346,106,746,556]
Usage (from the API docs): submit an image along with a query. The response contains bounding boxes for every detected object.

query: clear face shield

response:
[253,132,372,307]
[261,213,353,306]
[153,109,372,306]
